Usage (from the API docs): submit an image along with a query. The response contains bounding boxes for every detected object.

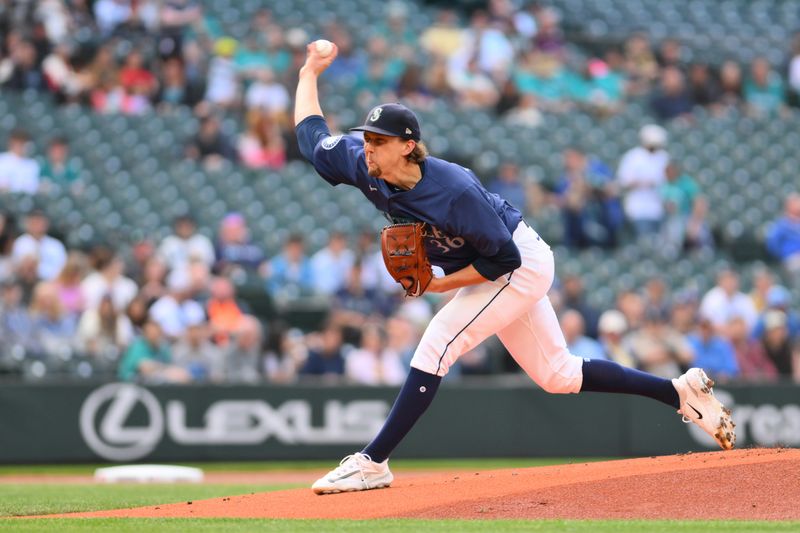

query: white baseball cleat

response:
[672,368,736,450]
[311,453,393,495]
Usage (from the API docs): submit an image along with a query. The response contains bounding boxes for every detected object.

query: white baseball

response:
[314,39,334,57]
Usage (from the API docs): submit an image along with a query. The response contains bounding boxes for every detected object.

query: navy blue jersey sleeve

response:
[445,186,521,280]
[295,115,364,187]
[446,186,513,256]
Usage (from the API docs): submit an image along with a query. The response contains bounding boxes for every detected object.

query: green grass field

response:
[1,459,796,532]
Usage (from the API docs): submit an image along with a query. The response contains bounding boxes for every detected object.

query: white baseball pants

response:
[410,223,584,393]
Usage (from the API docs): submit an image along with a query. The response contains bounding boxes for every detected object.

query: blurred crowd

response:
[1,2,800,385]
[0,206,798,385]
[4,1,800,170]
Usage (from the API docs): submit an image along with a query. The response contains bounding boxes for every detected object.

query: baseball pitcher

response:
[294,41,735,495]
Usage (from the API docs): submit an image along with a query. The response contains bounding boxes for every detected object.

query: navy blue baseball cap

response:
[350,103,421,141]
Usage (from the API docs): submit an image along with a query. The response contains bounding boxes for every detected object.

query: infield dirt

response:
[52,448,800,520]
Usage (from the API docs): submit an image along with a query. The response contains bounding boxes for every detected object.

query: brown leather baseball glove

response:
[381,222,433,297]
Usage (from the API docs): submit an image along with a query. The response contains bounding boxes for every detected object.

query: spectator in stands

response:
[683,196,714,253]
[53,252,87,317]
[75,293,133,360]
[642,277,671,318]
[562,274,600,339]
[378,1,416,51]
[2,39,44,91]
[355,228,399,297]
[616,125,669,236]
[669,289,700,335]
[125,294,150,332]
[137,256,168,302]
[744,57,786,116]
[94,0,133,37]
[206,275,245,345]
[688,316,739,381]
[0,212,16,282]
[333,263,390,328]
[699,269,758,333]
[148,275,206,340]
[237,108,286,169]
[172,313,224,383]
[214,212,265,276]
[245,68,290,117]
[222,314,264,383]
[656,38,683,69]
[760,310,799,381]
[503,93,543,128]
[616,289,646,332]
[300,322,345,378]
[687,62,720,108]
[204,37,239,108]
[623,32,658,95]
[157,0,203,59]
[11,210,67,281]
[532,7,565,61]
[355,36,405,103]
[661,162,700,252]
[125,237,156,287]
[0,278,34,350]
[419,9,463,59]
[725,315,778,382]
[597,309,635,367]
[749,267,775,314]
[555,147,621,248]
[118,317,190,383]
[80,246,138,311]
[116,50,157,114]
[263,233,314,299]
[488,163,526,214]
[717,60,744,112]
[766,193,800,279]
[322,24,366,81]
[158,214,215,278]
[751,286,800,341]
[36,0,72,44]
[311,232,355,296]
[395,63,434,108]
[42,42,84,104]
[185,114,237,169]
[447,56,500,109]
[29,281,78,357]
[263,22,291,77]
[650,66,693,121]
[262,322,306,383]
[345,323,405,385]
[234,34,271,83]
[0,129,40,195]
[568,57,625,115]
[85,44,120,110]
[39,137,81,195]
[626,306,694,378]
[560,309,606,360]
[155,56,203,110]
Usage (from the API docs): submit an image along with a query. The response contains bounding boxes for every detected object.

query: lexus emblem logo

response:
[79,383,164,461]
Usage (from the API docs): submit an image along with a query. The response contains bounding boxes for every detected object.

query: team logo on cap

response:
[369,107,383,122]
[405,128,412,135]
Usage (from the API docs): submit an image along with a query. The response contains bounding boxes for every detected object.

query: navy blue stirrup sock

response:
[362,367,442,463]
[580,359,680,409]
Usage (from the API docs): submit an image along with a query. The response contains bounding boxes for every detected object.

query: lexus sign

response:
[79,383,390,461]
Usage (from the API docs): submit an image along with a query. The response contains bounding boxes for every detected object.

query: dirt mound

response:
[56,448,800,520]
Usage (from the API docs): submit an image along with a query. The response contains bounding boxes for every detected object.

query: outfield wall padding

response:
[0,382,797,462]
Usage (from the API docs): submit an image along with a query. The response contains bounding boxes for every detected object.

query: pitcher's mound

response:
[63,448,799,520]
